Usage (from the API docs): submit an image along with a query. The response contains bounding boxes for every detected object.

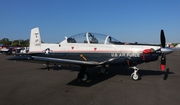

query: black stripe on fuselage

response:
[30,52,159,65]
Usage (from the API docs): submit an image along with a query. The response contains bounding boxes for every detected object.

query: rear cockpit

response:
[67,32,122,44]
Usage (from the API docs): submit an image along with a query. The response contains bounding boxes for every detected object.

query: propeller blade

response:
[160,30,166,48]
[160,54,166,71]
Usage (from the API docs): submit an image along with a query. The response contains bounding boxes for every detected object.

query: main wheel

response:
[82,73,88,81]
[99,66,108,74]
[131,73,140,81]
[77,72,90,82]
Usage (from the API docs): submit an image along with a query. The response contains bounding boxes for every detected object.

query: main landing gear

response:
[47,61,50,70]
[77,65,108,82]
[77,66,91,82]
[131,66,140,81]
[99,65,108,74]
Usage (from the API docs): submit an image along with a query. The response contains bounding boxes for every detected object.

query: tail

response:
[29,27,42,52]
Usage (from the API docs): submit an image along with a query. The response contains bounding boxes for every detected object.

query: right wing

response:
[7,55,100,67]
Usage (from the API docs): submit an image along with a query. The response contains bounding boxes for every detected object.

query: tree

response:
[0,38,29,47]
[0,38,11,45]
[11,40,19,46]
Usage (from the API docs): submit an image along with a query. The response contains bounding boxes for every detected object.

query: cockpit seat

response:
[90,37,98,44]
[67,38,76,43]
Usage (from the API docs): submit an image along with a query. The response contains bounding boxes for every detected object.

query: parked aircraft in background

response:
[8,27,174,82]
[174,44,180,50]
[0,45,12,55]
[0,46,29,55]
[19,47,29,53]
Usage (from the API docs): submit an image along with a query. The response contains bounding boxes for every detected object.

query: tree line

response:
[0,38,29,47]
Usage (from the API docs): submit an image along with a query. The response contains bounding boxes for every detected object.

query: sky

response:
[0,0,180,43]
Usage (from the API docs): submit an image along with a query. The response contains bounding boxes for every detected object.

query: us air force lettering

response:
[8,27,174,82]
[111,53,140,57]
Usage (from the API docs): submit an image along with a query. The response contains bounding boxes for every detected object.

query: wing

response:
[7,54,139,67]
[7,55,100,67]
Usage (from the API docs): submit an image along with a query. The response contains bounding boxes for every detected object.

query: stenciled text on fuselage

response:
[111,52,140,57]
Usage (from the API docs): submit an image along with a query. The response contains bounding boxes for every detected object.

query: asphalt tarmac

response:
[0,51,180,105]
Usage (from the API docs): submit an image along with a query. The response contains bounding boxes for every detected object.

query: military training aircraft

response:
[8,27,174,81]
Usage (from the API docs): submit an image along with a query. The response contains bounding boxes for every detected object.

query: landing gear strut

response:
[131,67,140,81]
[47,61,50,70]
[77,67,90,82]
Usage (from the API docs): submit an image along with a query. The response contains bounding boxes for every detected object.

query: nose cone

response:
[161,47,174,55]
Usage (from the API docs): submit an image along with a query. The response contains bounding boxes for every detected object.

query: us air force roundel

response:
[44,48,50,54]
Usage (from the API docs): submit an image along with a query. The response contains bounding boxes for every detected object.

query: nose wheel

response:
[131,67,140,81]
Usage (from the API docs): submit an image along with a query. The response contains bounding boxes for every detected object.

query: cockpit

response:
[67,32,122,44]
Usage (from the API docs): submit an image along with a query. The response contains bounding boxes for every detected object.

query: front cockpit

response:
[66,32,122,44]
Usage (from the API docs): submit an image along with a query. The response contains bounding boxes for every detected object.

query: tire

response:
[99,66,108,74]
[131,73,140,81]
[81,73,89,81]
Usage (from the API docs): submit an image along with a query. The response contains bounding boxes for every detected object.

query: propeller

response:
[160,30,166,48]
[160,54,166,71]
[143,30,173,71]
[160,30,174,80]
[160,30,166,71]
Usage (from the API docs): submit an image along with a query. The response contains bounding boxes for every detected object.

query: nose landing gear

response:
[131,66,140,81]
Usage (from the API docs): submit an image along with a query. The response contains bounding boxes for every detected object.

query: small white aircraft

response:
[8,27,174,81]
[0,46,12,55]
[174,44,180,50]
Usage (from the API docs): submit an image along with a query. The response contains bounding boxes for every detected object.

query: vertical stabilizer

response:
[29,27,42,52]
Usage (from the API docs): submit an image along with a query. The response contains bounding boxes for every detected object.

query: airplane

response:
[0,46,13,55]
[7,27,174,82]
[174,44,180,50]
[0,46,26,55]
